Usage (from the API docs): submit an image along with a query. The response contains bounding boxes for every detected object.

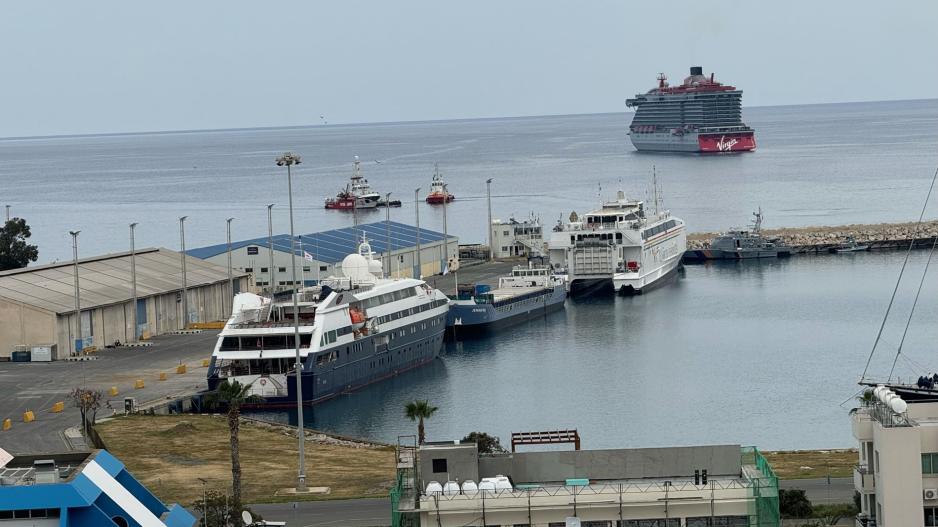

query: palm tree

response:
[405,400,438,445]
[206,379,262,508]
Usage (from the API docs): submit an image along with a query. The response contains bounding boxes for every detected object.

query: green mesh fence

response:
[743,446,780,527]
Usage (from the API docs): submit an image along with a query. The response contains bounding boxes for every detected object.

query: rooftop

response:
[187,220,457,263]
[0,248,244,314]
[0,451,92,486]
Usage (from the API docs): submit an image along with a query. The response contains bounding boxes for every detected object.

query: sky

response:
[1,1,936,138]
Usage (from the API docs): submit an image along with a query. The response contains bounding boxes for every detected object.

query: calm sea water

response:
[4,100,938,449]
[2,99,937,262]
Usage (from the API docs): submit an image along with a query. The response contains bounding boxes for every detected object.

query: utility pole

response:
[179,216,188,329]
[129,223,138,342]
[441,183,449,269]
[486,178,494,261]
[4,205,10,222]
[267,204,275,292]
[69,231,81,355]
[276,151,307,492]
[226,217,235,313]
[414,188,421,278]
[385,192,392,277]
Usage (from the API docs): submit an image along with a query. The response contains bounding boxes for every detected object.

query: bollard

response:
[134,379,145,389]
[23,410,35,423]
[51,402,65,413]
[159,372,167,381]
[109,386,119,396]
[176,364,187,374]
[201,359,210,368]
[2,418,11,431]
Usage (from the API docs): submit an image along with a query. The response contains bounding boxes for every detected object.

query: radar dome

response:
[341,253,372,282]
[369,259,384,276]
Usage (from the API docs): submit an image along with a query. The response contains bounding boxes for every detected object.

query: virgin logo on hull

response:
[717,136,739,152]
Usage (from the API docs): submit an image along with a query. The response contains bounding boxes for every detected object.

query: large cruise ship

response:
[548,179,686,294]
[206,239,449,406]
[626,66,756,153]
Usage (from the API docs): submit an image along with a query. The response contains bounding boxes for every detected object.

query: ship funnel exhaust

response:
[690,66,703,76]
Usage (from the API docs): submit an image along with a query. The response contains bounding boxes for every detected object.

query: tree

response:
[404,400,438,445]
[462,432,507,454]
[69,388,102,439]
[192,489,263,527]
[0,218,39,271]
[856,389,875,406]
[779,488,813,518]
[205,380,262,508]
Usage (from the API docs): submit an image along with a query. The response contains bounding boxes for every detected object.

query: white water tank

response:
[478,479,496,494]
[425,481,443,496]
[443,481,460,496]
[461,480,478,495]
[890,397,908,414]
[480,476,512,493]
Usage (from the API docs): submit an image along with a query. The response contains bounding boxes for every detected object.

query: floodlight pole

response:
[267,204,275,292]
[486,178,494,261]
[226,217,235,313]
[130,223,138,342]
[385,192,392,277]
[179,216,188,329]
[69,231,82,354]
[415,188,421,278]
[277,152,307,492]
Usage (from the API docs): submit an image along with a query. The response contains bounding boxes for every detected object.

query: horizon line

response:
[1,97,935,142]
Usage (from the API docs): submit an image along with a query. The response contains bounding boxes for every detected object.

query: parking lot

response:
[0,331,218,453]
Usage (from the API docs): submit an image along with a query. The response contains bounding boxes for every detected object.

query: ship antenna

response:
[652,165,659,216]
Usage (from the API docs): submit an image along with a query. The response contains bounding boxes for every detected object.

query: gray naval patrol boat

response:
[683,208,792,261]
[446,264,566,334]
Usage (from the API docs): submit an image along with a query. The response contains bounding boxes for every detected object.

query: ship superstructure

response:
[548,177,686,294]
[207,239,449,406]
[627,66,756,153]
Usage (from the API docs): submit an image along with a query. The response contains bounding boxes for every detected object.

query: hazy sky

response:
[1,1,935,137]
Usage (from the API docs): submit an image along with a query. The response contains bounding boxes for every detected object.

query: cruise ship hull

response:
[629,131,756,153]
[207,313,446,407]
[446,285,566,334]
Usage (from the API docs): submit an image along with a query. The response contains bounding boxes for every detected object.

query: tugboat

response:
[325,156,382,210]
[683,208,792,261]
[425,164,455,204]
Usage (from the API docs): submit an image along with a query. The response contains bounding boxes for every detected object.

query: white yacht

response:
[548,177,686,295]
[207,239,450,406]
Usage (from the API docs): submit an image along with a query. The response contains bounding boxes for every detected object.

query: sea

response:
[3,99,938,449]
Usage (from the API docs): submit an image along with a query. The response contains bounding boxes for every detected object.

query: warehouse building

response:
[188,220,458,288]
[0,248,248,360]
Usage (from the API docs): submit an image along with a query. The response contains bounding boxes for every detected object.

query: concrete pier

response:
[688,220,938,253]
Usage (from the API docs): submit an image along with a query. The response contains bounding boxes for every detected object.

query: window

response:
[619,521,679,527]
[685,517,747,527]
[924,453,938,474]
[875,450,880,474]
[278,267,287,273]
[244,267,254,273]
[927,507,938,527]
[303,266,310,272]
[260,267,269,273]
[320,265,328,272]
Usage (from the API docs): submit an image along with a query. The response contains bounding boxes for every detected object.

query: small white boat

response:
[832,237,870,253]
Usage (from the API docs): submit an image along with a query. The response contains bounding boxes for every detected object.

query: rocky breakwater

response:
[687,220,938,251]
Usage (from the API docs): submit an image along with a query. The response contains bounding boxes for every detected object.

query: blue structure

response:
[0,449,195,527]
[189,221,458,284]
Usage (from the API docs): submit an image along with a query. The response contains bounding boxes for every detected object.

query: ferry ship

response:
[548,176,686,295]
[626,66,756,153]
[206,239,450,406]
[446,264,566,333]
[425,164,454,204]
[325,156,382,210]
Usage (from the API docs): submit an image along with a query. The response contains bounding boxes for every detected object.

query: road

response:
[0,331,218,453]
[248,478,854,526]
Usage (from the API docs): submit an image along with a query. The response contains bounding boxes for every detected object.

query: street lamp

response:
[276,151,307,492]
[414,188,421,278]
[179,216,188,329]
[226,217,235,313]
[385,192,392,277]
[69,230,81,355]
[441,183,449,268]
[130,223,138,342]
[267,204,275,292]
[486,178,494,262]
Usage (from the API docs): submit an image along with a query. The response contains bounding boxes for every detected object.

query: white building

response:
[491,215,544,258]
[851,385,938,526]
[189,221,458,288]
[392,439,779,527]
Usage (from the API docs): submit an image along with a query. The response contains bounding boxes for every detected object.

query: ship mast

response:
[652,165,659,217]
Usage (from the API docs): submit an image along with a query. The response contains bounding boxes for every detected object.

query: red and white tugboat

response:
[325,156,382,210]
[425,164,454,204]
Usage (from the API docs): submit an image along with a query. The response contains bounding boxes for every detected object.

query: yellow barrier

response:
[109,386,119,396]
[134,379,145,389]
[189,321,226,330]
[23,410,35,423]
[201,359,210,368]
[51,402,64,413]
[83,346,97,354]
[176,364,187,374]
[159,372,167,381]
[2,418,11,431]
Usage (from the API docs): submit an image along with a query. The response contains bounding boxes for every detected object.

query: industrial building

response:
[490,215,544,258]
[851,385,938,526]
[0,248,248,360]
[0,448,195,526]
[391,434,779,527]
[188,221,458,287]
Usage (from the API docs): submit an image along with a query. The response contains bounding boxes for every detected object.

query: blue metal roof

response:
[187,221,455,264]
